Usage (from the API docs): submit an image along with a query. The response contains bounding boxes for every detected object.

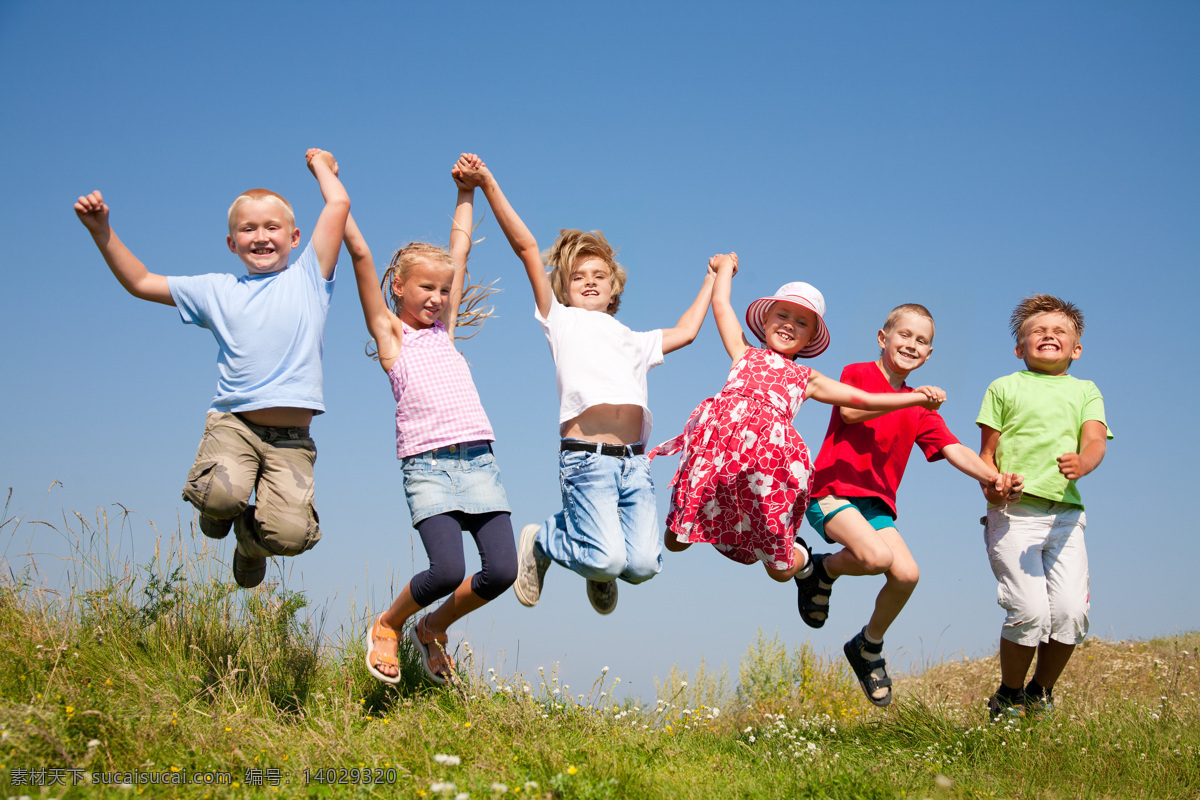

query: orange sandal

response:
[365,615,402,685]
[409,616,454,685]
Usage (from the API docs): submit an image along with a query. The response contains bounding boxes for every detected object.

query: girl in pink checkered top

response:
[346,154,517,686]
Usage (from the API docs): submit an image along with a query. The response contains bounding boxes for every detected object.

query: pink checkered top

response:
[388,321,495,458]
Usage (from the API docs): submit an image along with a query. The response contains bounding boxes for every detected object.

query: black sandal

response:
[844,629,892,707]
[794,543,833,628]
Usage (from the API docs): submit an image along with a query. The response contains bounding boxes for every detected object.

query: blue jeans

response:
[537,448,662,584]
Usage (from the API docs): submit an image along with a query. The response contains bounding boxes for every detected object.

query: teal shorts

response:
[805,494,897,544]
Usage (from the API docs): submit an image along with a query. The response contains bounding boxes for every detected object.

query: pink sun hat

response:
[745,281,830,358]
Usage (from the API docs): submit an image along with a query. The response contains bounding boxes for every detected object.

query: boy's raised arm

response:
[457,157,553,318]
[75,191,174,306]
[710,253,751,363]
[305,149,351,281]
[661,256,718,355]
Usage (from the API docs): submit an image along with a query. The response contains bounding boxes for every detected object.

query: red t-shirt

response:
[809,361,959,516]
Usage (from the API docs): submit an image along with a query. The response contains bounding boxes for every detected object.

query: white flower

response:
[747,471,773,496]
[456,794,470,800]
[730,400,748,422]
[433,754,461,766]
[790,461,809,482]
[523,782,539,790]
[701,496,721,520]
[769,422,787,446]
[491,783,508,793]
[430,782,457,793]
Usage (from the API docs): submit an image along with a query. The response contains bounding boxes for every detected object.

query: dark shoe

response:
[197,513,232,540]
[232,548,266,589]
[988,692,1026,721]
[586,579,618,615]
[844,629,892,707]
[795,550,834,628]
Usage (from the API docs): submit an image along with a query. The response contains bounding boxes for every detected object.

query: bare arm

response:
[978,424,1011,504]
[710,253,751,363]
[1057,419,1108,480]
[806,370,943,411]
[444,155,480,340]
[840,384,947,423]
[942,442,1024,501]
[305,149,351,281]
[661,260,717,355]
[344,213,403,372]
[74,191,174,306]
[457,157,553,317]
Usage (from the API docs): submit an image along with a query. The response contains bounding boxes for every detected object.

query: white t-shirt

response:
[536,299,664,443]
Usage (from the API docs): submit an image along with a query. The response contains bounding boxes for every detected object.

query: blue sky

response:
[2,1,1197,701]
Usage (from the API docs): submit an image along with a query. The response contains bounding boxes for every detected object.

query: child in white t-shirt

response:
[458,155,715,614]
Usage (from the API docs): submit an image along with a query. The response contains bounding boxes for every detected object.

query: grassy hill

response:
[1,504,1197,799]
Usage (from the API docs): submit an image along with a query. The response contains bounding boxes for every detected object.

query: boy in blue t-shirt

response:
[74,149,350,588]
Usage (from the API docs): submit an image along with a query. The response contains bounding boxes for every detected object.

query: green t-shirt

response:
[976,371,1113,508]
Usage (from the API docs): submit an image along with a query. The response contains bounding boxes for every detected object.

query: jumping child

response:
[74,149,350,589]
[797,303,1022,707]
[977,295,1110,718]
[458,156,716,615]
[652,259,951,612]
[351,154,516,685]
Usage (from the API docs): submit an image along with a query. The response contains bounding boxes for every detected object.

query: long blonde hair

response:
[365,242,497,360]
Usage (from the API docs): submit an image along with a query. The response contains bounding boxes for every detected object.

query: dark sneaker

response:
[586,579,618,615]
[513,524,550,607]
[197,513,232,540]
[232,548,266,589]
[1024,690,1055,716]
[988,692,1026,721]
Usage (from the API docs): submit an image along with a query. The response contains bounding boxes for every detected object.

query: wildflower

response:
[523,782,538,790]
[567,766,578,775]
[463,722,472,729]
[455,794,469,800]
[434,754,462,766]
[491,783,508,792]
[430,782,457,793]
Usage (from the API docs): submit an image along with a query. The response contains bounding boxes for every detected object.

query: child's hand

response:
[913,385,945,410]
[1056,453,1087,480]
[74,190,110,233]
[306,148,339,177]
[453,153,490,189]
[709,252,738,276]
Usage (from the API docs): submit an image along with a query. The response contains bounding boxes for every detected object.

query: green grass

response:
[2,497,1198,799]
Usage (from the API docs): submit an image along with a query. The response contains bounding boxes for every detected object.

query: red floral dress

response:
[650,347,813,569]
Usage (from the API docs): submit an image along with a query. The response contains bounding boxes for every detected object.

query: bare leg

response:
[863,528,918,641]
[424,577,488,634]
[999,637,1037,690]
[822,511,894,580]
[370,583,423,680]
[663,527,692,552]
[764,543,811,582]
[1031,640,1076,690]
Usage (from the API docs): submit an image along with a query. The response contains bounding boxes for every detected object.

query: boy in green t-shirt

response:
[977,294,1112,719]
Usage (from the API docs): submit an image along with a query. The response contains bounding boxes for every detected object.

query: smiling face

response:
[395,258,455,329]
[877,312,934,378]
[226,198,300,274]
[565,256,616,313]
[1015,311,1082,375]
[762,301,817,358]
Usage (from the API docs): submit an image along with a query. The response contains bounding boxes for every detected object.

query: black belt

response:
[560,440,645,457]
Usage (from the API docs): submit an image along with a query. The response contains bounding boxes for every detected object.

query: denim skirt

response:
[402,440,511,525]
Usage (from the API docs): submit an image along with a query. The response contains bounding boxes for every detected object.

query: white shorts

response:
[983,498,1089,647]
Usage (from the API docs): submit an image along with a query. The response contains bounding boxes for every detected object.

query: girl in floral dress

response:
[650,254,945,590]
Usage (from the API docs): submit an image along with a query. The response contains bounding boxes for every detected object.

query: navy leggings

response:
[409,511,517,607]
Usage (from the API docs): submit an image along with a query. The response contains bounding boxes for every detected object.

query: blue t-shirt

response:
[168,242,335,415]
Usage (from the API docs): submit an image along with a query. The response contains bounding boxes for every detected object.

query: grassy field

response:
[2,499,1197,799]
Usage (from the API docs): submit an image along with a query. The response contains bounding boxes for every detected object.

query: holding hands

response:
[452,153,489,190]
[306,148,339,177]
[709,252,738,277]
[985,471,1025,504]
[911,385,946,410]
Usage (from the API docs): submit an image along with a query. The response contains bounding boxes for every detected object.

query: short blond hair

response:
[882,303,935,338]
[1009,294,1084,340]
[543,229,627,315]
[227,188,295,233]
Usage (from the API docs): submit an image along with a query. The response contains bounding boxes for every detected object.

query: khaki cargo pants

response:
[182,412,321,558]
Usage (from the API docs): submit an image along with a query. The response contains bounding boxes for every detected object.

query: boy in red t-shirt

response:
[796,304,1022,706]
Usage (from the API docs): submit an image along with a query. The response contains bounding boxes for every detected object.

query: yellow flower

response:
[225,727,231,732]
[567,766,578,775]
[464,722,472,728]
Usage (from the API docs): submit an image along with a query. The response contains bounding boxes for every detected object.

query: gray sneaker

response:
[513,524,550,607]
[586,578,618,615]
[232,548,266,589]
[197,513,232,540]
